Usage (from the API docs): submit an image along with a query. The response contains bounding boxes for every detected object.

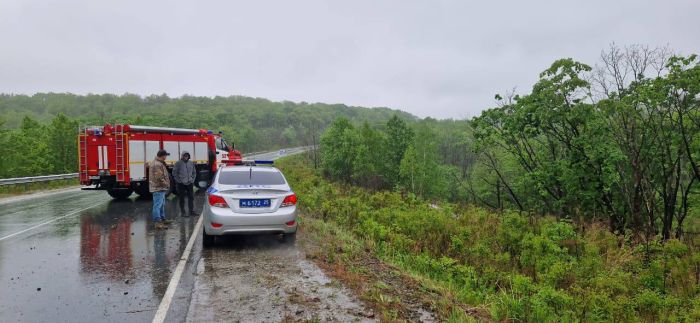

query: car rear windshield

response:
[218,170,286,185]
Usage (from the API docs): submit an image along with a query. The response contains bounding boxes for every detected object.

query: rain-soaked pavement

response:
[0,147,374,322]
[0,188,203,323]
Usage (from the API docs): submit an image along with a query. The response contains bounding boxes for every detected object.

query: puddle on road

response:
[186,235,376,323]
[1,193,203,323]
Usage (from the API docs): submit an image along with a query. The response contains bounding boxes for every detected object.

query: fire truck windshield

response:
[216,137,230,151]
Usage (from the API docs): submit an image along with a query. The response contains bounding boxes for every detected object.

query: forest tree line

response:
[309,45,700,321]
[0,94,415,179]
[319,45,700,239]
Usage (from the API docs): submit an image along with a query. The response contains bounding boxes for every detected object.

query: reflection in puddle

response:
[151,229,170,295]
[79,201,136,279]
[1,193,202,323]
[78,198,199,289]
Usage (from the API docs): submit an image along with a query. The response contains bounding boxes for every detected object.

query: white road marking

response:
[0,201,107,242]
[152,212,204,323]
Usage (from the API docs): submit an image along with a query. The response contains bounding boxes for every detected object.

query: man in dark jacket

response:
[149,149,171,229]
[172,151,197,216]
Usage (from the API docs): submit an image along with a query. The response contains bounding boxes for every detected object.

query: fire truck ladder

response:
[114,124,127,182]
[79,126,89,183]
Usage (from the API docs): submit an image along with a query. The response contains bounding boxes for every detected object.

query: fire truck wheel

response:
[132,182,151,198]
[107,188,133,200]
[135,190,152,199]
[194,170,210,189]
[169,175,178,196]
[194,180,209,189]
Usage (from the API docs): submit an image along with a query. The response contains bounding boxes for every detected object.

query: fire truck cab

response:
[79,124,242,199]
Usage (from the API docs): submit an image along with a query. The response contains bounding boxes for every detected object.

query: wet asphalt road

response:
[0,148,310,323]
[0,188,203,323]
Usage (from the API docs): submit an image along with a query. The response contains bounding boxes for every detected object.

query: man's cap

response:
[157,149,170,157]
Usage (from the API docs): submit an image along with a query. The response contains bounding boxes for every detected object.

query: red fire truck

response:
[78,124,242,199]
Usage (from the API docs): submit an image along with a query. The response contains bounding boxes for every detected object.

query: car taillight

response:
[208,195,228,208]
[281,193,297,207]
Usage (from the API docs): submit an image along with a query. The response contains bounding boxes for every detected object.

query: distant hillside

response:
[0,93,417,152]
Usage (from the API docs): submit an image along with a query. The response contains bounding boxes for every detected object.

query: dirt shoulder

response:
[183,215,486,322]
[185,233,376,322]
[297,217,475,322]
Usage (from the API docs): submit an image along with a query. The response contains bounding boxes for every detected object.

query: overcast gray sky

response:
[1,0,698,119]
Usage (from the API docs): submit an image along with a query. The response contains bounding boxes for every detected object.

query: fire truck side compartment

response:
[128,140,146,180]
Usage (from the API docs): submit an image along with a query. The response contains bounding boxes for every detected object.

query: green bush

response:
[277,155,700,322]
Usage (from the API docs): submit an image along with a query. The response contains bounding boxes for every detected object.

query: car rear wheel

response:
[107,188,133,199]
[282,231,296,243]
[203,228,214,247]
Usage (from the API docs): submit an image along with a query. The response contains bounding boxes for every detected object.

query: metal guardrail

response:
[243,146,311,155]
[0,173,79,186]
[242,146,314,158]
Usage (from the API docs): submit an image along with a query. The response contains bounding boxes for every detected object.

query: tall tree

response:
[353,122,386,188]
[320,117,357,182]
[48,114,78,174]
[0,117,7,178]
[399,122,440,197]
[385,115,414,187]
[5,116,51,177]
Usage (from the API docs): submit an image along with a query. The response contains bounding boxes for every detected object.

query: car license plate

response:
[239,199,271,208]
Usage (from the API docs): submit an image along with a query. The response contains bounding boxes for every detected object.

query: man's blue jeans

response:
[152,191,166,221]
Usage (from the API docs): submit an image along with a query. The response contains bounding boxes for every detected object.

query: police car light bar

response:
[240,160,274,166]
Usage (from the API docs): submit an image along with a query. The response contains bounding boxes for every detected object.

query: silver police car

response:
[202,163,298,247]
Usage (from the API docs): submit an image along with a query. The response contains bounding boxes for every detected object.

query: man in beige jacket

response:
[149,149,172,229]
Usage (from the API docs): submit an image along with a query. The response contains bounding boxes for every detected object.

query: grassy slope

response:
[278,154,700,322]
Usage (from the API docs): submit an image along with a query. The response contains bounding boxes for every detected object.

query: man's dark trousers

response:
[177,183,194,213]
